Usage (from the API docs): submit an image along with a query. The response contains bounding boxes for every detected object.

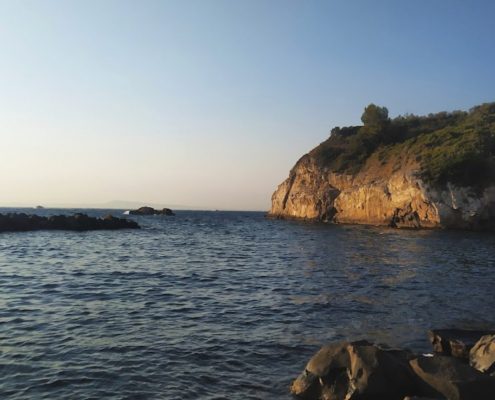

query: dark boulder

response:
[410,355,495,400]
[345,342,417,399]
[290,340,417,400]
[428,329,495,360]
[291,341,350,398]
[470,334,495,374]
[129,206,175,216]
[129,206,156,215]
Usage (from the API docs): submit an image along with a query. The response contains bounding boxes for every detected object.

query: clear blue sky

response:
[1,0,494,210]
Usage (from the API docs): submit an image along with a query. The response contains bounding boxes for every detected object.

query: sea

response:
[0,208,494,399]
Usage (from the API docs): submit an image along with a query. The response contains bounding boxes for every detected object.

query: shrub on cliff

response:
[311,102,495,188]
[361,104,390,134]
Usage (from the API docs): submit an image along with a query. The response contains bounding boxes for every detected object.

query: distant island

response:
[269,102,495,230]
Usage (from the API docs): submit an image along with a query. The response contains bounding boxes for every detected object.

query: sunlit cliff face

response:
[269,155,495,230]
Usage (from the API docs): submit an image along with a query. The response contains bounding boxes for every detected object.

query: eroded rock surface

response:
[269,154,495,230]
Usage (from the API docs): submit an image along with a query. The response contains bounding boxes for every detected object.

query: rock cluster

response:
[0,213,140,232]
[291,329,495,400]
[129,206,175,216]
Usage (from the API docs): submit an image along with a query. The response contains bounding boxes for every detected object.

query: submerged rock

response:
[129,206,175,216]
[0,213,140,232]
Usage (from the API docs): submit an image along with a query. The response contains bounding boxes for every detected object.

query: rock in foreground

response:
[0,213,140,232]
[129,206,175,216]
[291,330,495,400]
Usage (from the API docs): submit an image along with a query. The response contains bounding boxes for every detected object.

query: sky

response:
[1,0,494,210]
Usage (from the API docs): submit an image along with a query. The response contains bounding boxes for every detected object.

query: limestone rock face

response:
[269,154,495,230]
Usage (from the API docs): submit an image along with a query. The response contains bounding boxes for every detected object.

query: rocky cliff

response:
[269,103,495,230]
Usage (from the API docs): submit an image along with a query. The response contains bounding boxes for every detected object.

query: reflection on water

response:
[0,209,494,399]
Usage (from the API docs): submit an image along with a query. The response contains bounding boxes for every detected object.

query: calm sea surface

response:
[0,209,494,399]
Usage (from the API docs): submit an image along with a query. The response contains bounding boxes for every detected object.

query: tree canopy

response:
[361,104,389,128]
[310,102,495,188]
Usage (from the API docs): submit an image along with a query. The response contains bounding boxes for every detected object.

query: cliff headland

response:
[269,103,495,230]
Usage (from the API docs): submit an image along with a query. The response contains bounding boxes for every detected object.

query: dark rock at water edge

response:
[0,213,140,232]
[129,206,175,216]
[291,329,495,400]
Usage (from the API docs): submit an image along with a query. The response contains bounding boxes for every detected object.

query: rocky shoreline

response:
[0,213,140,232]
[291,329,495,399]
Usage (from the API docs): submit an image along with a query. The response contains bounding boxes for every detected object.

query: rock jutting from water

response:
[0,213,140,232]
[290,330,495,400]
[269,103,495,230]
[128,206,175,216]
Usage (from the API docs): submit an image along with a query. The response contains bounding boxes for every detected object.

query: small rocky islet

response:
[128,206,175,216]
[0,212,140,232]
[291,329,495,400]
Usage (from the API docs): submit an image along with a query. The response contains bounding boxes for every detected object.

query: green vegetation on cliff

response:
[310,102,495,188]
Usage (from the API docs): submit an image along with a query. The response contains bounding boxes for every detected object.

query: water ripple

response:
[0,209,494,399]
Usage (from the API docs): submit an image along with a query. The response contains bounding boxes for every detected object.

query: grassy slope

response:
[309,103,495,189]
